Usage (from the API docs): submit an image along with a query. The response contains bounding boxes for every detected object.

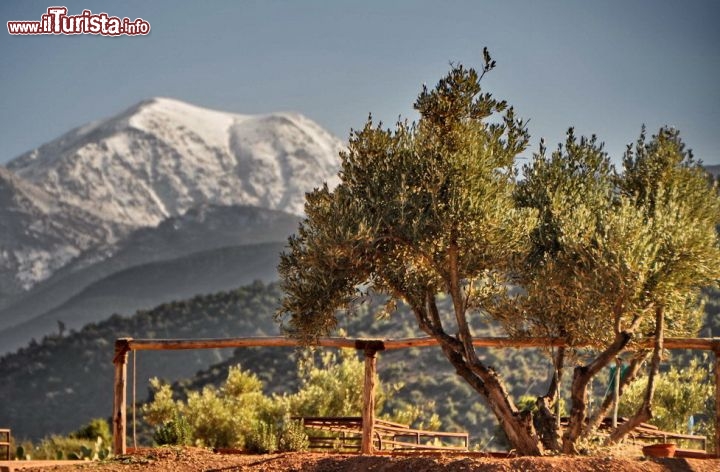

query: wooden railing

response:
[0,429,10,460]
[296,416,468,451]
[112,335,720,456]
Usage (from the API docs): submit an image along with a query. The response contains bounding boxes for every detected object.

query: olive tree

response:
[607,128,720,443]
[277,50,720,454]
[498,127,720,452]
[277,54,544,455]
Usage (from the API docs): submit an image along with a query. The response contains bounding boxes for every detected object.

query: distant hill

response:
[0,281,550,444]
[0,282,284,440]
[0,241,286,354]
[0,205,299,348]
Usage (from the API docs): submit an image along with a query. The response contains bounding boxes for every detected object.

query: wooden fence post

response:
[361,348,377,454]
[113,338,131,455]
[714,344,720,457]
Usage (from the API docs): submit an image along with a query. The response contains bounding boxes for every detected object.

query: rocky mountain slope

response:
[6,97,342,227]
[0,98,341,338]
[0,241,287,354]
[0,167,125,304]
[0,205,299,337]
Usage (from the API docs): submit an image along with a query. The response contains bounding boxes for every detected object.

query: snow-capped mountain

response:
[0,98,342,298]
[6,97,343,228]
[0,167,125,303]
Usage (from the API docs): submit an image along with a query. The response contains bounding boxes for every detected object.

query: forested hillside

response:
[1,280,714,445]
[0,241,285,354]
[0,282,281,440]
[0,281,552,444]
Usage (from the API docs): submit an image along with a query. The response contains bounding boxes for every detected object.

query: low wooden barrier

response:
[631,423,707,451]
[593,417,707,450]
[296,416,468,451]
[0,429,9,460]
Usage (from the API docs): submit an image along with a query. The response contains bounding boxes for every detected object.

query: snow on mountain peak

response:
[7,98,344,227]
[0,167,124,293]
[128,97,237,151]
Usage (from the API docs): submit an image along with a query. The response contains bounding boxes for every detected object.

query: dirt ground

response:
[7,447,720,472]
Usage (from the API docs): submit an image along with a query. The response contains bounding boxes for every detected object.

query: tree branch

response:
[583,351,648,438]
[562,330,633,453]
[607,306,664,444]
[448,242,480,366]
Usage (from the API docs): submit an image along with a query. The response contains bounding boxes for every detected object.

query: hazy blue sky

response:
[1,0,719,165]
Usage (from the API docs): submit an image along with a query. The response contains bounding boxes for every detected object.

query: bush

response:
[72,418,111,444]
[289,349,366,417]
[277,416,309,452]
[618,358,713,446]
[142,378,178,426]
[244,416,309,453]
[142,366,272,449]
[245,421,277,453]
[153,414,193,446]
[16,435,109,461]
[141,349,434,451]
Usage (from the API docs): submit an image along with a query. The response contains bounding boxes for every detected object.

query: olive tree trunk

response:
[440,343,543,455]
[533,347,564,451]
[562,331,632,453]
[607,307,664,444]
[411,284,543,456]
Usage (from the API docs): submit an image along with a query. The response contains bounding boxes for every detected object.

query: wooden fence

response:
[112,336,720,456]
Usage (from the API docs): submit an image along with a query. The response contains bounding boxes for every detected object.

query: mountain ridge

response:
[0,167,126,302]
[1,97,341,302]
[0,205,299,352]
[6,97,343,227]
[0,241,286,354]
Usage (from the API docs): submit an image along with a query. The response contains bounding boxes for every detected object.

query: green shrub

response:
[142,378,178,426]
[277,416,309,452]
[618,358,713,448]
[18,435,104,460]
[72,418,111,444]
[244,416,308,453]
[245,421,278,453]
[153,414,193,446]
[141,349,435,451]
[695,399,716,453]
[384,402,441,431]
[143,366,272,449]
[290,349,381,417]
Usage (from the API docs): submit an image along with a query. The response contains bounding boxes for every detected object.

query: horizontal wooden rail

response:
[116,336,720,353]
[377,439,468,451]
[297,415,468,451]
[118,337,383,353]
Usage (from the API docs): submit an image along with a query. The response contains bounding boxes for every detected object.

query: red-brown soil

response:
[6,447,719,472]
